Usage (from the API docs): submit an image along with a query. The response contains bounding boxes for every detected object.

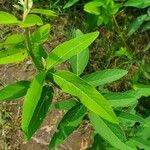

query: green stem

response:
[113,16,131,52]
[23,0,44,71]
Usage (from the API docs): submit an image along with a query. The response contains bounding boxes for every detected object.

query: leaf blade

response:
[46,31,99,69]
[52,70,118,123]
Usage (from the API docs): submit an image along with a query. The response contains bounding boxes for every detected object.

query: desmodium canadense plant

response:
[0,0,150,149]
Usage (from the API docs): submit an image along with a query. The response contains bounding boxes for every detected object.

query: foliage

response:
[0,0,150,149]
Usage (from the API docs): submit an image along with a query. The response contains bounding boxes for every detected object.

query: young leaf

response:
[31,24,51,44]
[70,29,89,76]
[26,85,53,139]
[89,112,134,150]
[49,104,87,149]
[84,2,103,15]
[49,99,78,110]
[46,31,99,70]
[30,9,57,17]
[20,14,43,28]
[0,81,30,101]
[103,92,137,107]
[127,14,147,36]
[0,11,19,24]
[52,70,118,123]
[124,0,150,9]
[64,0,80,9]
[0,46,28,64]
[22,72,46,140]
[83,69,128,87]
[126,137,150,149]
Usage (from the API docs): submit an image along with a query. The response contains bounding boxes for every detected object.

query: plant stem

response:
[23,0,44,71]
[113,16,131,52]
[24,29,43,71]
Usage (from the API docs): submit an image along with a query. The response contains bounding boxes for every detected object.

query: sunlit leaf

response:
[52,70,118,123]
[0,11,19,24]
[70,29,89,76]
[46,31,99,70]
[22,72,46,140]
[83,69,128,87]
[0,46,28,64]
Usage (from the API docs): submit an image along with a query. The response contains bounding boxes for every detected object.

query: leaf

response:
[83,69,128,87]
[0,81,30,101]
[84,2,103,15]
[131,87,150,99]
[128,14,148,36]
[22,72,46,140]
[0,11,19,24]
[20,14,43,28]
[49,99,78,110]
[31,24,51,44]
[31,44,48,70]
[0,46,28,64]
[103,92,137,107]
[30,8,57,17]
[52,70,118,123]
[49,104,87,149]
[89,112,134,150]
[117,111,147,126]
[26,85,53,139]
[4,34,24,45]
[124,0,150,8]
[126,137,150,149]
[46,31,99,70]
[70,29,89,76]
[64,0,80,9]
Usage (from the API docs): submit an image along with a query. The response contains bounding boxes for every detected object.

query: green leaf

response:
[131,87,150,99]
[89,112,134,150]
[83,69,128,87]
[49,104,87,148]
[30,8,57,17]
[46,31,99,70]
[70,29,89,76]
[31,24,51,44]
[31,44,48,70]
[117,111,147,126]
[49,99,78,110]
[0,11,19,24]
[64,0,80,9]
[0,46,28,64]
[84,2,103,15]
[25,85,53,139]
[22,72,46,140]
[4,34,24,45]
[52,70,118,123]
[126,137,150,149]
[103,92,137,107]
[128,14,148,36]
[20,14,43,28]
[124,0,150,8]
[0,81,30,101]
